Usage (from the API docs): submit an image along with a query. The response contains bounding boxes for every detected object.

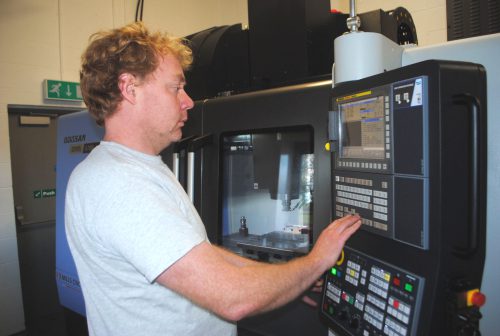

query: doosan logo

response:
[64,134,86,143]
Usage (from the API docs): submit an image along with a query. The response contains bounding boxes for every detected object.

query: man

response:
[66,22,361,336]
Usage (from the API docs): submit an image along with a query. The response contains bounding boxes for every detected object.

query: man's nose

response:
[181,91,194,110]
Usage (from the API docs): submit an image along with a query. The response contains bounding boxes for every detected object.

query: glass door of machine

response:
[220,126,314,262]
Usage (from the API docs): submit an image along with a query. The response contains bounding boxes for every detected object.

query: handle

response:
[187,134,213,203]
[452,93,482,257]
[172,153,180,179]
[172,135,196,180]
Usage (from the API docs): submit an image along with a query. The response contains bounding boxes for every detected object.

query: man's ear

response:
[118,73,136,104]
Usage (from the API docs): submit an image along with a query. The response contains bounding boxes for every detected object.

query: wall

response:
[0,0,446,335]
[0,0,247,334]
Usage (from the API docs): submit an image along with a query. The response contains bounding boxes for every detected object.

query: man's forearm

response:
[246,253,325,314]
[158,215,361,321]
[213,245,260,267]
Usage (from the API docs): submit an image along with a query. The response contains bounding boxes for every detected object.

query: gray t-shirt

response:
[65,141,236,336]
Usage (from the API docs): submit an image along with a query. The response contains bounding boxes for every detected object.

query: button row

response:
[373,197,388,206]
[338,190,371,203]
[336,176,374,187]
[384,316,408,336]
[370,274,389,290]
[356,292,366,304]
[355,293,366,311]
[355,300,365,312]
[371,266,391,282]
[373,221,388,231]
[345,274,359,287]
[326,283,341,304]
[336,196,370,210]
[342,291,354,305]
[374,204,388,214]
[374,212,388,221]
[368,283,388,300]
[347,266,360,279]
[326,289,339,303]
[364,304,384,330]
[347,260,361,272]
[388,306,410,325]
[336,183,373,196]
[373,190,388,198]
[362,218,374,227]
[388,297,411,315]
[367,293,387,311]
[388,297,411,324]
[338,161,389,170]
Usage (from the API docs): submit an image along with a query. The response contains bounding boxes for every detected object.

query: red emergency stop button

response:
[471,291,486,307]
[466,289,486,307]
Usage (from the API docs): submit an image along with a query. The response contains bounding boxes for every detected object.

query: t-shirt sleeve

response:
[95,173,205,283]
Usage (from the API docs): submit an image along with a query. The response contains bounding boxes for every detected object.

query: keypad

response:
[334,175,389,232]
[322,247,422,336]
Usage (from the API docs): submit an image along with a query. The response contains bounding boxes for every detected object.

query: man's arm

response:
[212,245,260,267]
[156,214,361,322]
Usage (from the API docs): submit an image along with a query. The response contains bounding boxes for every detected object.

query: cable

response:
[135,0,144,22]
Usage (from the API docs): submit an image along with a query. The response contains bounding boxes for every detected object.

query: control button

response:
[467,289,486,307]
[404,283,413,293]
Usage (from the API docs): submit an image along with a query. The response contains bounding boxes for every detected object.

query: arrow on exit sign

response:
[44,79,83,101]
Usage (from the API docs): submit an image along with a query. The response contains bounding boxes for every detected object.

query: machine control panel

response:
[329,76,429,249]
[321,247,424,336]
[323,60,488,335]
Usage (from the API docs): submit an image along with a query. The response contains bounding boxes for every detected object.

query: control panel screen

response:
[340,96,385,160]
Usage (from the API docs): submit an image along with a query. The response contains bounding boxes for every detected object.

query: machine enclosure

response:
[321,60,487,335]
[55,60,487,336]
[55,111,104,315]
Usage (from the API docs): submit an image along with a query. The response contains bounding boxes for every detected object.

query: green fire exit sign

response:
[44,79,83,101]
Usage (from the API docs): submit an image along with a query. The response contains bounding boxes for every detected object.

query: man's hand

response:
[309,215,362,272]
[301,215,361,307]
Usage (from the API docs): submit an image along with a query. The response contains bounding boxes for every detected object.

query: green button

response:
[405,283,413,293]
[331,267,337,276]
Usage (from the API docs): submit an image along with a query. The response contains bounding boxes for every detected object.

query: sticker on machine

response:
[411,78,423,107]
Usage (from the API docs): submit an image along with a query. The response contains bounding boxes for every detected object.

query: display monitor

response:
[339,96,386,160]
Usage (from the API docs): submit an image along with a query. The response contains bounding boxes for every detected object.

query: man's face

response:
[134,54,194,153]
